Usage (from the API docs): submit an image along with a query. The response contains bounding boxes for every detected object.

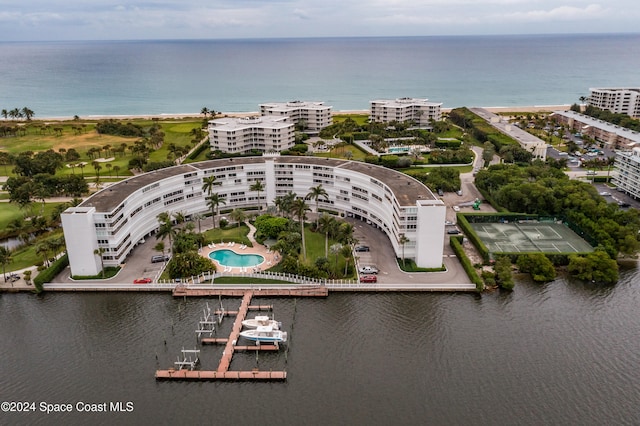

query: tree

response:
[0,246,12,283]
[93,247,106,278]
[229,209,246,238]
[341,244,353,276]
[206,193,226,228]
[494,256,514,290]
[516,253,556,282]
[306,184,329,228]
[274,191,296,218]
[250,180,265,210]
[202,175,217,197]
[317,213,335,258]
[399,234,409,268]
[156,211,176,249]
[291,198,310,260]
[568,250,619,284]
[330,243,342,275]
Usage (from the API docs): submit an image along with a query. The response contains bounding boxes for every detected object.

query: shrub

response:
[33,254,69,293]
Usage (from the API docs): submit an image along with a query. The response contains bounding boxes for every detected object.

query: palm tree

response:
[306,184,329,228]
[93,248,106,278]
[113,165,121,178]
[291,198,310,260]
[318,213,335,258]
[229,209,246,238]
[21,107,34,121]
[274,191,296,218]
[154,241,166,259]
[250,180,265,210]
[399,234,409,268]
[201,107,210,119]
[156,211,176,249]
[340,244,352,277]
[330,243,342,275]
[206,193,226,228]
[202,175,217,197]
[0,246,12,283]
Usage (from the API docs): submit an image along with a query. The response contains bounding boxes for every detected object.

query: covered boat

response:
[241,315,282,330]
[239,326,287,344]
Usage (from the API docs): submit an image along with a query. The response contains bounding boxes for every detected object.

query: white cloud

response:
[0,0,636,40]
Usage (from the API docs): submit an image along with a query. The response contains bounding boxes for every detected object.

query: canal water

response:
[1,265,639,425]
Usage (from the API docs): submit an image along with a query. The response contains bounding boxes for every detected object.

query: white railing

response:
[156,270,357,286]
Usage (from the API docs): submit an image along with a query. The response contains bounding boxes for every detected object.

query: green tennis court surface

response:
[469,222,593,253]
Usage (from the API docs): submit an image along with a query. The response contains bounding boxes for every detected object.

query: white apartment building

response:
[552,110,640,149]
[588,88,640,119]
[259,101,333,134]
[208,116,295,154]
[614,147,640,199]
[370,97,442,125]
[61,156,445,277]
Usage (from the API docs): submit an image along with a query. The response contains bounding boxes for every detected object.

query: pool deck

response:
[201,223,280,274]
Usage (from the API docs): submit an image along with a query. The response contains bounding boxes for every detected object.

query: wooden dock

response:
[172,286,328,298]
[156,290,288,382]
[155,369,286,381]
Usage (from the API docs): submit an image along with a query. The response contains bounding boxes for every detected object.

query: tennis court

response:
[469,222,593,254]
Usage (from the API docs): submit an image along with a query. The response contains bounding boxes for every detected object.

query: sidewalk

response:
[0,265,39,291]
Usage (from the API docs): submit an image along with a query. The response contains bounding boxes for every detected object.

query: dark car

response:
[354,245,370,252]
[447,229,461,235]
[151,254,169,263]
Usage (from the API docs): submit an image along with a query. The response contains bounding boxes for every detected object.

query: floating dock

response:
[156,290,287,381]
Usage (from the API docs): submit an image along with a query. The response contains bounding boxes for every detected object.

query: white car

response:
[359,266,379,275]
[453,206,460,212]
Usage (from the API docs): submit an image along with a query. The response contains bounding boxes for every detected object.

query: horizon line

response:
[1,31,639,44]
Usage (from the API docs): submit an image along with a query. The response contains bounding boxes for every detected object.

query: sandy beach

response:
[36,105,572,122]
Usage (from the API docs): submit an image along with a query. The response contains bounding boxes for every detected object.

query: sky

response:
[0,0,638,41]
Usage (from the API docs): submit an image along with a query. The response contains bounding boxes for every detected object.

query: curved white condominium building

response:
[61,155,445,277]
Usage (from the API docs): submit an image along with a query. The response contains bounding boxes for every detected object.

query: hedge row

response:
[33,254,69,293]
[456,214,491,263]
[450,236,484,291]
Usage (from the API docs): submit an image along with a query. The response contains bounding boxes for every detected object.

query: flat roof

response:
[552,110,640,142]
[79,156,435,213]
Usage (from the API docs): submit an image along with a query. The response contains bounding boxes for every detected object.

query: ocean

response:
[1,33,639,118]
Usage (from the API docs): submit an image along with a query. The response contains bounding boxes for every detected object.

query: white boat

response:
[239,326,287,344]
[241,315,282,330]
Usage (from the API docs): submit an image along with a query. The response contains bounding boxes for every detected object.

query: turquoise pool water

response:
[388,147,409,153]
[208,249,264,267]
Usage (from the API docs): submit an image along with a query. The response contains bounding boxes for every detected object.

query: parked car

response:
[360,275,377,283]
[359,266,379,275]
[133,277,152,284]
[354,245,370,252]
[447,229,461,235]
[453,206,460,212]
[151,254,169,263]
[456,190,463,196]
[437,188,444,196]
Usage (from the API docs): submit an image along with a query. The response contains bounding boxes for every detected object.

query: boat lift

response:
[174,347,200,371]
[195,302,215,338]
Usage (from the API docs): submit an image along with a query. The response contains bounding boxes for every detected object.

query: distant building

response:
[208,115,295,154]
[551,110,640,150]
[370,97,442,125]
[614,147,640,199]
[260,101,333,134]
[588,88,640,119]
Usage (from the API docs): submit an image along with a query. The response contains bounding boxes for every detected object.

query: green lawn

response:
[332,114,369,126]
[203,224,252,247]
[314,143,368,161]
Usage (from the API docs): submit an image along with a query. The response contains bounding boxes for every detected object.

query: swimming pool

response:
[208,249,265,267]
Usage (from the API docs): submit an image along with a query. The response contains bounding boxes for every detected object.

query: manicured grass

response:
[332,114,369,126]
[314,143,368,161]
[0,201,68,238]
[5,229,65,272]
[212,277,293,284]
[203,224,252,247]
[1,118,203,179]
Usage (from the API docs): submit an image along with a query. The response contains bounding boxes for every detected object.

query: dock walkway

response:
[156,290,287,381]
